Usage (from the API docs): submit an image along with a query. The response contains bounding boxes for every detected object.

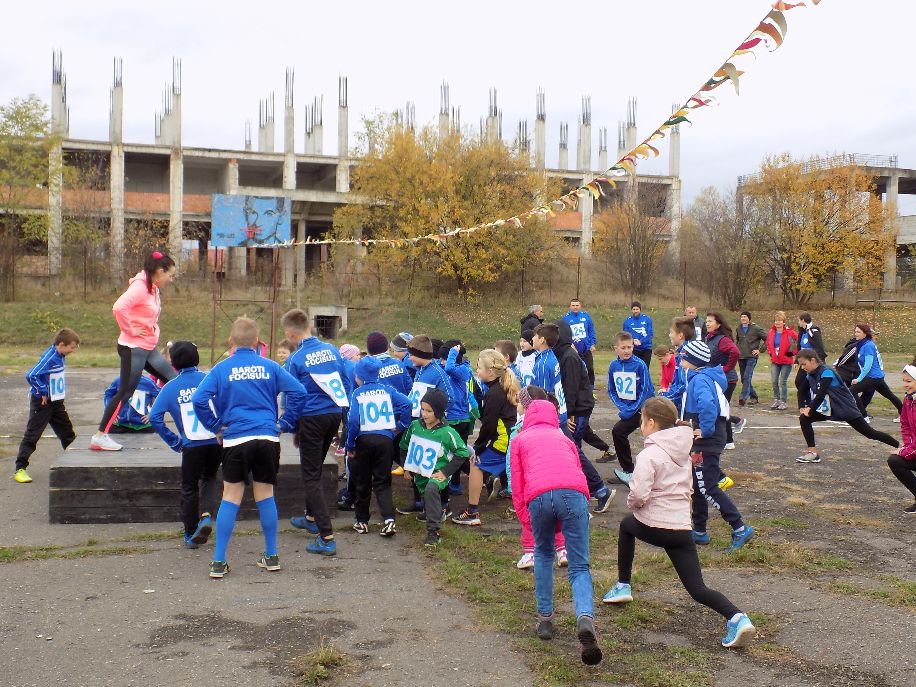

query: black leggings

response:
[617,514,740,619]
[853,376,902,415]
[799,411,899,449]
[887,454,916,499]
[99,344,175,431]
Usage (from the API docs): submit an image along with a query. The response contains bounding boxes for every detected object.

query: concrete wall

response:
[897,215,916,244]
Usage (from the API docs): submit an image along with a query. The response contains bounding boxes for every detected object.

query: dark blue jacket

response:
[623,314,654,351]
[345,357,412,450]
[562,311,597,354]
[287,336,354,416]
[803,364,861,421]
[149,367,220,451]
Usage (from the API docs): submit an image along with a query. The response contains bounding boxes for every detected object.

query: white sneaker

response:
[90,433,122,451]
[516,552,535,569]
[777,401,788,411]
[555,549,568,567]
[724,442,736,450]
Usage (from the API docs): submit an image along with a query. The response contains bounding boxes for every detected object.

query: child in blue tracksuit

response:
[14,328,80,483]
[607,332,654,486]
[192,318,306,579]
[531,325,568,424]
[662,317,696,413]
[623,301,654,370]
[282,309,353,555]
[679,341,753,552]
[562,298,598,385]
[441,340,473,493]
[149,341,222,549]
[345,356,412,536]
[103,375,161,432]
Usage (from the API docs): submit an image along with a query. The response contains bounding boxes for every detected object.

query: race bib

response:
[48,371,66,401]
[358,392,396,431]
[310,371,349,407]
[180,401,216,440]
[816,396,831,416]
[404,435,442,478]
[875,350,885,373]
[553,381,568,417]
[409,381,434,417]
[129,390,148,415]
[613,371,637,401]
[570,323,587,341]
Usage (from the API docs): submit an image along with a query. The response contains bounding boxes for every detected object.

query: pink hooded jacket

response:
[900,393,915,460]
[113,271,162,350]
[509,400,588,513]
[626,425,695,530]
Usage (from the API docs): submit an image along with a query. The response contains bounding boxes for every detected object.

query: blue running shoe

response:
[602,582,633,604]
[727,525,754,552]
[613,468,632,486]
[183,534,198,549]
[306,535,337,556]
[691,530,710,545]
[593,488,616,514]
[721,613,756,648]
[290,515,319,534]
[190,515,213,545]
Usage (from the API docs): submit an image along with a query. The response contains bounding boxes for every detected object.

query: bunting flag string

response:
[253,0,822,249]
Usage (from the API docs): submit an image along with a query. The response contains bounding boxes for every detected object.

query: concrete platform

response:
[48,433,339,524]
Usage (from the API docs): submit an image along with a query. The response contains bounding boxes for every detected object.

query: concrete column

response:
[669,125,681,178]
[580,183,593,255]
[884,174,899,290]
[168,148,183,260]
[337,78,349,192]
[281,94,296,289]
[558,146,568,171]
[296,214,307,287]
[558,122,568,170]
[535,118,546,170]
[110,146,125,280]
[223,159,246,278]
[579,123,591,172]
[48,51,67,277]
[666,178,682,264]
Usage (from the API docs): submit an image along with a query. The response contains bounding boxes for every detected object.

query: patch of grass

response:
[119,530,182,543]
[0,543,150,563]
[290,639,348,686]
[754,516,810,530]
[825,577,916,610]
[0,544,62,562]
[702,539,852,573]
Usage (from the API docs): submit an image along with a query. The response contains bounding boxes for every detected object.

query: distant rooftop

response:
[737,153,902,187]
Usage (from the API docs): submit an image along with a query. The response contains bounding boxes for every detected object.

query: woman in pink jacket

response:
[887,360,916,514]
[601,396,756,649]
[510,398,601,666]
[91,251,177,451]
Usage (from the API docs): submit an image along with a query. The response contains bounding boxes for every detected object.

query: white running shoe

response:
[516,552,535,569]
[90,433,122,451]
[724,442,736,450]
[555,549,568,567]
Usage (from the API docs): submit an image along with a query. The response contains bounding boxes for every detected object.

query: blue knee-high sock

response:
[213,500,240,562]
[256,496,279,556]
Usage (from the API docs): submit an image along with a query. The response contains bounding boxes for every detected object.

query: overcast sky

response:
[2,1,914,211]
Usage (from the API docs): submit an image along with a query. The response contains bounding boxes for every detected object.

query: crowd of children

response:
[13,266,916,665]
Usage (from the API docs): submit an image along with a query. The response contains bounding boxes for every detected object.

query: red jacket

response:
[660,355,676,390]
[900,394,916,460]
[766,326,798,365]
[509,400,588,512]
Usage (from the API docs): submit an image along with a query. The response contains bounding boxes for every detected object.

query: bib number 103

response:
[404,436,441,478]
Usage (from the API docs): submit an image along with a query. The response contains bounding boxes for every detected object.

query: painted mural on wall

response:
[210,194,291,247]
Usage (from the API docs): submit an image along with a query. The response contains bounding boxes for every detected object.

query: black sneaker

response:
[396,501,424,515]
[905,503,916,515]
[593,488,617,513]
[352,521,369,534]
[256,553,280,571]
[379,519,397,537]
[596,451,615,463]
[424,531,441,547]
[208,560,230,579]
[577,615,602,666]
[537,618,554,640]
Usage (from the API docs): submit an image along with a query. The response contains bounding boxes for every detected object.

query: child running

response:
[510,397,602,666]
[607,331,655,486]
[654,344,676,394]
[602,397,757,649]
[453,349,520,526]
[14,328,80,483]
[794,348,899,464]
[887,360,916,513]
[192,317,306,579]
[148,341,222,549]
[400,389,470,547]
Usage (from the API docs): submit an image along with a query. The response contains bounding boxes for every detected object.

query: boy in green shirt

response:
[400,389,469,546]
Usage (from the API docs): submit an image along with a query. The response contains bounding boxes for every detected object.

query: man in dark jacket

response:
[520,305,544,336]
[736,311,767,406]
[795,313,828,407]
[553,320,614,512]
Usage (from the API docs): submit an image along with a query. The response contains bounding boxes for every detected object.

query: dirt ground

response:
[0,368,914,686]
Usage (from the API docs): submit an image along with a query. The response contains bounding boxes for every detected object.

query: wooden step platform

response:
[49,434,340,524]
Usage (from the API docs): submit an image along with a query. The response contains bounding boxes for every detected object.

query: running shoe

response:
[391,465,405,476]
[306,535,337,556]
[893,417,901,423]
[777,401,788,410]
[576,615,602,666]
[452,509,481,526]
[596,451,615,463]
[379,519,397,537]
[769,400,780,409]
[734,417,747,434]
[613,468,632,486]
[424,531,441,547]
[593,488,616,513]
[89,433,122,451]
[487,476,502,503]
[537,618,554,640]
[334,447,345,457]
[396,501,424,515]
[497,488,511,499]
[602,582,633,604]
[290,515,319,533]
[183,534,198,549]
[208,560,230,579]
[415,508,450,523]
[692,530,710,545]
[863,416,872,424]
[738,398,746,407]
[352,521,369,534]
[13,469,32,483]
[795,450,821,463]
[190,515,213,545]
[516,552,535,569]
[718,476,734,490]
[904,503,916,515]
[748,397,759,405]
[722,613,756,648]
[555,549,568,567]
[724,442,736,450]
[727,525,754,552]
[256,553,281,571]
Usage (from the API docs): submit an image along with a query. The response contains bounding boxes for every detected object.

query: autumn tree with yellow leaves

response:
[330,115,564,299]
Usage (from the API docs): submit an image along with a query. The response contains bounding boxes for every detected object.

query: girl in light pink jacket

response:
[91,251,177,452]
[601,396,756,649]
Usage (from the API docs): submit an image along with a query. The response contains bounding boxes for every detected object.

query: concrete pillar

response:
[617,122,627,163]
[280,72,296,290]
[296,214,307,286]
[580,183,593,256]
[579,124,591,172]
[110,146,125,279]
[669,123,681,178]
[223,159,246,278]
[168,148,183,259]
[666,178,682,264]
[534,90,546,170]
[337,77,349,192]
[558,122,568,170]
[48,51,68,277]
[625,97,638,159]
[884,174,899,290]
[438,80,450,140]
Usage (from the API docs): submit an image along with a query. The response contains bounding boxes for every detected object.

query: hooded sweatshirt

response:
[345,356,412,450]
[112,271,163,350]
[627,425,695,530]
[900,393,916,460]
[532,347,567,422]
[149,367,220,451]
[103,375,161,429]
[372,352,413,396]
[509,400,588,512]
[443,347,471,422]
[553,319,595,417]
[286,336,353,416]
[682,365,729,453]
[408,359,453,418]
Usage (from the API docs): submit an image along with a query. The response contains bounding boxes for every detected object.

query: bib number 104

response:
[358,394,395,431]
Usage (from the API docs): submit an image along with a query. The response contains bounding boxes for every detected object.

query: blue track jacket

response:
[104,375,160,427]
[531,348,567,422]
[623,313,654,352]
[408,359,453,418]
[562,311,597,354]
[26,345,67,400]
[345,357,412,451]
[192,348,306,443]
[855,339,885,381]
[607,356,654,420]
[286,336,354,416]
[149,367,220,451]
[443,348,471,422]
[682,365,728,452]
[371,353,414,396]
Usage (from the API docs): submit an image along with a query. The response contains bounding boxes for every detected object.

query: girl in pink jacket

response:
[91,251,177,452]
[887,360,916,514]
[510,398,601,666]
[601,396,756,649]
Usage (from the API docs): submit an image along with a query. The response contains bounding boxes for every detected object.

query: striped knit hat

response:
[681,340,712,368]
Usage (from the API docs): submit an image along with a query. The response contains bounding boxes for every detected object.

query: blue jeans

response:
[738,357,758,402]
[770,363,792,402]
[528,489,594,619]
[561,417,606,498]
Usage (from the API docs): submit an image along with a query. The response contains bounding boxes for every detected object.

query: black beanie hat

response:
[438,339,465,363]
[366,330,389,356]
[421,388,448,419]
[169,341,199,370]
[520,328,534,345]
[430,339,444,358]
